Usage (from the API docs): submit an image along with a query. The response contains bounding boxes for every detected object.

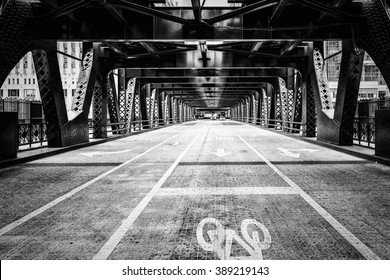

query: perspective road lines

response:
[93,125,208,260]
[0,127,191,237]
[236,133,381,260]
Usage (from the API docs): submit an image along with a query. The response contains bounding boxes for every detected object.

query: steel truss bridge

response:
[1,0,390,146]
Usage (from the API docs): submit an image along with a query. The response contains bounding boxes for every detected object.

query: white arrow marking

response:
[212,148,231,158]
[171,142,180,146]
[277,148,319,158]
[81,149,132,157]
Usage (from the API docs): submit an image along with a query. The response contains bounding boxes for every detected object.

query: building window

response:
[71,42,76,56]
[64,89,67,97]
[24,78,27,84]
[16,78,19,84]
[33,79,35,84]
[23,56,28,68]
[364,66,379,81]
[8,78,10,84]
[71,61,75,69]
[9,89,19,97]
[63,42,68,53]
[0,89,3,97]
[24,89,35,99]
[64,56,68,69]
[12,78,15,84]
[72,89,75,96]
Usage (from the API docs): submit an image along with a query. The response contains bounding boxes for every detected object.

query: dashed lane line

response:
[93,126,207,260]
[237,134,381,260]
[0,130,186,237]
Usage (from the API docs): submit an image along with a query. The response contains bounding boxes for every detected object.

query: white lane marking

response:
[211,148,231,158]
[278,148,319,159]
[196,218,271,260]
[80,149,132,157]
[216,136,234,141]
[156,187,297,196]
[0,131,185,237]
[237,134,381,260]
[93,126,207,260]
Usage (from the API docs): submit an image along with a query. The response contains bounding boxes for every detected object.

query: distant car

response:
[220,116,226,121]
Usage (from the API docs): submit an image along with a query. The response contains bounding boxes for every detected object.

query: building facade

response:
[0,42,82,110]
[324,41,390,101]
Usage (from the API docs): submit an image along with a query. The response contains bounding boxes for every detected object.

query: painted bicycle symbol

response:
[196,218,271,260]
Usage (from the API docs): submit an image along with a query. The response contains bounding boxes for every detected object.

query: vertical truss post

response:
[125,78,136,133]
[276,77,285,130]
[292,70,303,133]
[334,42,365,145]
[165,95,171,124]
[107,72,120,134]
[310,42,364,145]
[158,91,165,126]
[92,75,107,139]
[117,68,126,133]
[252,92,259,124]
[133,82,141,131]
[301,74,317,137]
[32,42,68,147]
[140,84,151,130]
[150,89,159,127]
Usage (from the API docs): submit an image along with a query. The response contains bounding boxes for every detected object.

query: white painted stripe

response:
[237,134,381,260]
[93,126,206,260]
[156,187,298,196]
[0,131,185,237]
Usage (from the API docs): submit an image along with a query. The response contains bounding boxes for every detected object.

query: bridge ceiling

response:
[17,0,366,109]
[28,0,361,40]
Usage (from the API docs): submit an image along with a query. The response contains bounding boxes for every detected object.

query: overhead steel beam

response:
[99,0,131,28]
[207,47,286,59]
[139,42,160,59]
[269,0,290,24]
[126,46,197,59]
[35,0,90,24]
[205,0,279,24]
[280,40,301,55]
[248,42,264,60]
[102,41,128,57]
[295,0,358,21]
[191,0,202,22]
[107,0,192,25]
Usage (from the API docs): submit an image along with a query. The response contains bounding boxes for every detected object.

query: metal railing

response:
[353,117,375,148]
[16,117,193,151]
[231,116,306,134]
[18,122,47,150]
[92,117,193,136]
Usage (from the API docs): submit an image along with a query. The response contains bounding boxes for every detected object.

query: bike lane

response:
[103,121,369,260]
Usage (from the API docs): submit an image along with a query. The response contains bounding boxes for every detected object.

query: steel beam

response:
[107,0,192,25]
[205,0,279,24]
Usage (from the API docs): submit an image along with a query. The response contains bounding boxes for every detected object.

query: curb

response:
[0,124,177,169]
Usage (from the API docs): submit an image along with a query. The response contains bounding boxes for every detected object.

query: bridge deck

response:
[0,120,389,260]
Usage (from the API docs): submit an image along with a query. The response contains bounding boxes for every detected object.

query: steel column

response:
[311,42,364,145]
[107,72,121,134]
[32,42,68,147]
[92,75,108,138]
